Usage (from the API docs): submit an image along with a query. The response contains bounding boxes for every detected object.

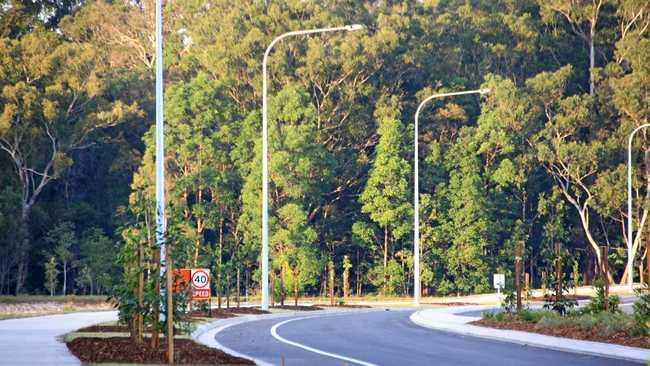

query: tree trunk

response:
[236,266,241,308]
[62,261,67,296]
[166,245,174,364]
[226,271,230,309]
[14,208,31,294]
[269,270,275,307]
[136,242,144,343]
[151,247,160,349]
[646,243,650,286]
[343,259,349,301]
[383,227,388,295]
[279,268,285,306]
[294,271,299,307]
[217,219,223,309]
[328,260,335,306]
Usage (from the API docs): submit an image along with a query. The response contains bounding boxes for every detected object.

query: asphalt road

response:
[214,309,636,366]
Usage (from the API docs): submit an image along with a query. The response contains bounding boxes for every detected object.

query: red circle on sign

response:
[192,270,209,289]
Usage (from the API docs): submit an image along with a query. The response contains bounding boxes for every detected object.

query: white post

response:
[413,88,490,305]
[261,25,363,310]
[627,124,650,292]
[155,0,166,295]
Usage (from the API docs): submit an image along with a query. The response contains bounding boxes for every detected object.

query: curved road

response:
[215,309,635,366]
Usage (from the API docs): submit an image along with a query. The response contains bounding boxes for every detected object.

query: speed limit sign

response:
[191,269,210,299]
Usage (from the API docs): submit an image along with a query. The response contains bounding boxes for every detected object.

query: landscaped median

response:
[410,301,650,364]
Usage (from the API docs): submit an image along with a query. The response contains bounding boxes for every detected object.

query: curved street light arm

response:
[261,25,364,311]
[413,88,490,305]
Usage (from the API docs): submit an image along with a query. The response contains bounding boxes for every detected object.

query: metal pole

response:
[413,88,489,305]
[155,0,166,302]
[627,124,650,292]
[261,24,364,310]
[154,0,172,363]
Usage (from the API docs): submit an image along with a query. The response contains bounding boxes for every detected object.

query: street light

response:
[413,88,490,305]
[155,0,165,302]
[261,25,364,311]
[627,124,650,292]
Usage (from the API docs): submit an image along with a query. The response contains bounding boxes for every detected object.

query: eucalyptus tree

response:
[359,96,412,294]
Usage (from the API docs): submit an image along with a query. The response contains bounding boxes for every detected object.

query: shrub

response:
[482,311,495,320]
[518,309,554,323]
[581,279,620,314]
[633,285,650,335]
[535,311,636,338]
[501,290,516,313]
[543,293,577,315]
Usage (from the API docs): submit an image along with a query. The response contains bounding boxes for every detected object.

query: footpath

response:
[0,310,117,366]
[410,305,650,364]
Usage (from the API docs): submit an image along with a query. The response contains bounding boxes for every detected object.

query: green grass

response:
[0,295,109,304]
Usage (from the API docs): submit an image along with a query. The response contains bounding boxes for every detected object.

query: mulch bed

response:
[472,318,650,349]
[272,305,324,311]
[77,325,136,333]
[227,307,270,314]
[188,309,237,319]
[528,295,591,301]
[314,304,372,308]
[189,307,271,318]
[67,337,254,365]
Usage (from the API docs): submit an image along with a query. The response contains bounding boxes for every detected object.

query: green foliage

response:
[633,285,650,335]
[44,256,58,296]
[2,0,649,304]
[536,312,636,338]
[581,279,620,314]
[500,290,517,313]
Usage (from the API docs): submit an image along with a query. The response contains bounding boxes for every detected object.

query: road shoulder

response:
[410,306,650,364]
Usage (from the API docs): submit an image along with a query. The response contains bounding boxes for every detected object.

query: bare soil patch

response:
[272,305,323,311]
[314,304,372,308]
[67,336,253,365]
[472,318,650,349]
[424,302,479,306]
[0,296,113,319]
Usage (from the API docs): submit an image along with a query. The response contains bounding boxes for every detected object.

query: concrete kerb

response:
[191,308,384,366]
[410,306,650,364]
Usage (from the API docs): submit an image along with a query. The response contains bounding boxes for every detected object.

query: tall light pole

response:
[261,25,364,310]
[627,124,650,292]
[155,0,165,297]
[413,88,490,305]
[155,0,172,362]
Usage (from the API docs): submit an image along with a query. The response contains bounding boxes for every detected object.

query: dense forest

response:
[0,0,648,302]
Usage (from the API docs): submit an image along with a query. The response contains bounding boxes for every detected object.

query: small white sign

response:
[493,273,505,289]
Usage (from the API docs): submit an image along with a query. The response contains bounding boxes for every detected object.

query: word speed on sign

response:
[191,268,211,300]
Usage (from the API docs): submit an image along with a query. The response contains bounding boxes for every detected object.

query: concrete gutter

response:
[410,306,650,364]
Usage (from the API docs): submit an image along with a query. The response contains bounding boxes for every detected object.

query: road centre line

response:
[270,313,379,366]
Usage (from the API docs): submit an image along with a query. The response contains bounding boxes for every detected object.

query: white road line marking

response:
[270,315,379,366]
